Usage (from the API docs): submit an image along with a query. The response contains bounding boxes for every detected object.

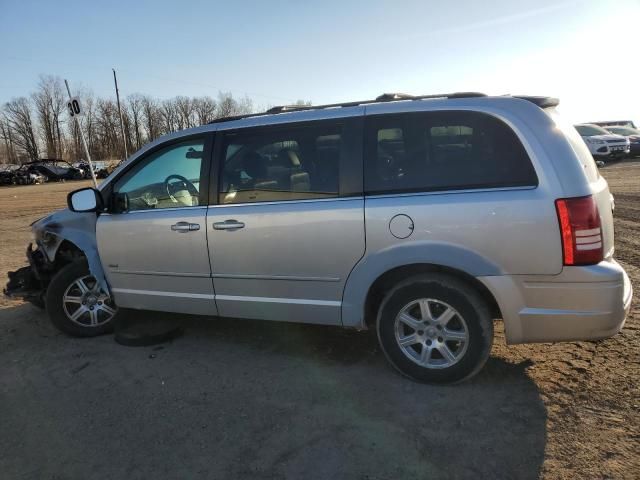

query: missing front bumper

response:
[3,244,48,306]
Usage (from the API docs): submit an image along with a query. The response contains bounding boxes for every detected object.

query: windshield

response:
[606,126,639,136]
[575,124,610,136]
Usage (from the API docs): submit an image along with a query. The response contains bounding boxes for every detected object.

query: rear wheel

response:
[376,273,493,384]
[46,260,118,337]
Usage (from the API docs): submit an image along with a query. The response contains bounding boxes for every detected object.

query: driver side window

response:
[114,138,206,212]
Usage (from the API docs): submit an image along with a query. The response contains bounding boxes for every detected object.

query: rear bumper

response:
[479,259,632,344]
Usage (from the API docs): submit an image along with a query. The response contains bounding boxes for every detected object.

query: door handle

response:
[213,219,245,230]
[171,221,200,233]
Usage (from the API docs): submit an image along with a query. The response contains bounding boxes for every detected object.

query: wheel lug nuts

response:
[426,340,432,346]
[418,330,424,335]
[438,337,443,342]
[89,306,94,310]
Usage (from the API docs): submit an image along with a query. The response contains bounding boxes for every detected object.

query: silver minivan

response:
[5,92,633,383]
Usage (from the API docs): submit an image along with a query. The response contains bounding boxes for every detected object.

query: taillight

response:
[555,196,603,266]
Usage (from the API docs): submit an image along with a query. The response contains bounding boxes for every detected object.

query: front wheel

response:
[377,273,493,384]
[45,260,118,337]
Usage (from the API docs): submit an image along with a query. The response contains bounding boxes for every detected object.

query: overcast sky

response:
[0,0,638,123]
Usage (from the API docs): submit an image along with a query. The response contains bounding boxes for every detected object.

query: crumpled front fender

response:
[32,209,109,292]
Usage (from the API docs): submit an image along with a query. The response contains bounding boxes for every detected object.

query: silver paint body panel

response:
[68,95,630,344]
[206,198,365,325]
[96,207,217,316]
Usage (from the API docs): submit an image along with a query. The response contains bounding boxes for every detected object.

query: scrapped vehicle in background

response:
[5,92,632,384]
[575,124,630,160]
[95,160,120,179]
[0,165,19,185]
[23,159,84,181]
[14,165,47,185]
[605,125,640,157]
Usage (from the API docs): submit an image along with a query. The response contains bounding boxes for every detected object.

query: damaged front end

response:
[4,209,109,308]
[4,244,50,307]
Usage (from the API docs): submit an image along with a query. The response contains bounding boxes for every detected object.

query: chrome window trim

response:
[207,195,364,208]
[101,205,208,216]
[364,185,537,200]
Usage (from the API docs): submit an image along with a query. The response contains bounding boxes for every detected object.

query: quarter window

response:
[365,111,537,194]
[113,138,206,211]
[219,124,342,204]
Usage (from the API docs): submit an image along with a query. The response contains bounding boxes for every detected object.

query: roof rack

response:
[208,91,487,124]
[208,92,557,124]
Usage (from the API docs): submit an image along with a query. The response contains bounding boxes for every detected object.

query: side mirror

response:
[67,187,103,213]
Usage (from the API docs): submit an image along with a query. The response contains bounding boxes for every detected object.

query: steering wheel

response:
[164,174,199,201]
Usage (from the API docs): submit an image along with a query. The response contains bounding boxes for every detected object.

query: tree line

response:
[0,74,265,164]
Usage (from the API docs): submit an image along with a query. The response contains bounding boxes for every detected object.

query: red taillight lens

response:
[555,196,603,266]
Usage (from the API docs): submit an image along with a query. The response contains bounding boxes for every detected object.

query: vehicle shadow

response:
[0,305,546,480]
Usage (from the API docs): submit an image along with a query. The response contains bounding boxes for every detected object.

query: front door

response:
[97,136,216,316]
[207,119,365,325]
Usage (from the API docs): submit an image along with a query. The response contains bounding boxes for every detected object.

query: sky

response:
[0,0,639,123]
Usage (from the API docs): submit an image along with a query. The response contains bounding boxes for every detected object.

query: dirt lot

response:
[0,164,638,479]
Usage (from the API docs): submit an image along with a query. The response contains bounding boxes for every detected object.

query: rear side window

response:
[364,111,537,194]
[219,124,342,204]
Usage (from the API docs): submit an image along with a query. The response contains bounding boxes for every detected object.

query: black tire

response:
[45,259,118,337]
[377,273,493,384]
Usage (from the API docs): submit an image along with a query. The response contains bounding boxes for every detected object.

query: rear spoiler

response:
[513,96,560,109]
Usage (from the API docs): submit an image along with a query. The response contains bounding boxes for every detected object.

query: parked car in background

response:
[6,92,632,384]
[591,120,637,129]
[575,123,630,160]
[605,126,640,157]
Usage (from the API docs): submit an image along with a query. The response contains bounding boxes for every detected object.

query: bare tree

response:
[193,96,216,124]
[2,75,268,162]
[3,97,39,161]
[127,94,145,150]
[216,92,254,118]
[95,99,121,159]
[0,114,17,164]
[140,95,161,142]
[236,95,254,115]
[160,98,178,134]
[32,75,66,158]
[175,96,196,129]
[216,92,236,118]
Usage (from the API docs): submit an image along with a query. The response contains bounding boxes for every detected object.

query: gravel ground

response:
[0,162,638,479]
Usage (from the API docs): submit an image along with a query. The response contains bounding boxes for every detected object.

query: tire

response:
[45,259,118,337]
[376,273,493,384]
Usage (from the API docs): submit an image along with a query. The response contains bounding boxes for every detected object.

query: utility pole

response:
[64,79,98,188]
[112,68,129,160]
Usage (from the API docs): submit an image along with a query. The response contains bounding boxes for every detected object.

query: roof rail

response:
[265,105,313,114]
[207,91,564,124]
